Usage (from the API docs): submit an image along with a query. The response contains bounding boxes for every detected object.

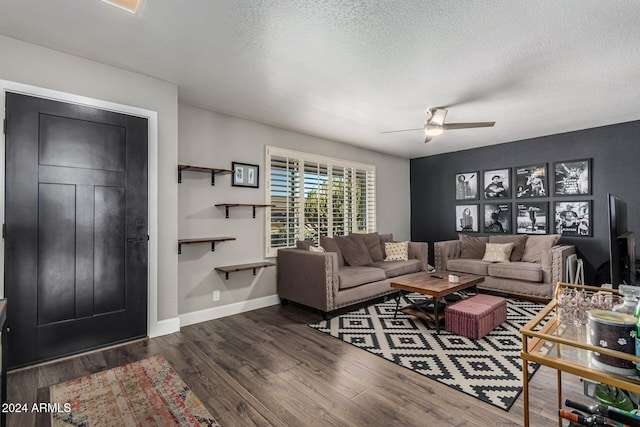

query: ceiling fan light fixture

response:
[380,106,495,143]
[425,125,444,137]
[102,0,140,13]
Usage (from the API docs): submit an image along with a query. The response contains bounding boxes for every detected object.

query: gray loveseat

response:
[435,234,575,302]
[277,233,429,318]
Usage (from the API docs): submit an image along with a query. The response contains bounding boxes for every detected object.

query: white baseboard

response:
[149,317,180,338]
[178,294,281,327]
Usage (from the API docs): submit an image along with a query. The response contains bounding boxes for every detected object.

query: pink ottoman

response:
[444,294,507,339]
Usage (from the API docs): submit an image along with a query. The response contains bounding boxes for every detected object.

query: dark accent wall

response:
[410,120,640,284]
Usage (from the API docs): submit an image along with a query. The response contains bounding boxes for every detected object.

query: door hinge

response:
[2,224,5,239]
[3,118,6,135]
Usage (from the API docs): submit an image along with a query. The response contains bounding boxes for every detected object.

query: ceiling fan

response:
[380,107,496,143]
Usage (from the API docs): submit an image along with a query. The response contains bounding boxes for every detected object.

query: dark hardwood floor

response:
[8,302,586,426]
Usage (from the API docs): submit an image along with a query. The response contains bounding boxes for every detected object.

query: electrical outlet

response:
[212,290,220,301]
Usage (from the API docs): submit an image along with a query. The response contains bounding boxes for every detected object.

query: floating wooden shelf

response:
[178,237,236,254]
[215,261,276,280]
[178,164,233,185]
[215,203,275,218]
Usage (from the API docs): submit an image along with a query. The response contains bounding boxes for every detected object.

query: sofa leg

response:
[324,312,333,321]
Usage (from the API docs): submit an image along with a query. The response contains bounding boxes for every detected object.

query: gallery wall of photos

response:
[454,158,592,237]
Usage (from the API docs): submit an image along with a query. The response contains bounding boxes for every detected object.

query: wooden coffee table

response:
[390,271,485,333]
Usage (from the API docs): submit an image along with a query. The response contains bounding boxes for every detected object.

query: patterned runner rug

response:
[310,293,546,411]
[50,355,220,426]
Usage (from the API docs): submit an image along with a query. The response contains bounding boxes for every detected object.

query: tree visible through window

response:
[266,146,375,257]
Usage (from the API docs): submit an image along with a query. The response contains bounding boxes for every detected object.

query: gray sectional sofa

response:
[277,233,429,318]
[434,234,575,302]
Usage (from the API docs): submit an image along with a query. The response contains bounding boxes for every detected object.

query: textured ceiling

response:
[1,0,639,158]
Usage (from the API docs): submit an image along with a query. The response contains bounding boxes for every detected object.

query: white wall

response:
[178,104,411,321]
[0,35,180,332]
[0,34,411,331]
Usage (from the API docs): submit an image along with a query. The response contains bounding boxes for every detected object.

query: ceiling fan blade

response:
[442,121,496,130]
[379,127,424,134]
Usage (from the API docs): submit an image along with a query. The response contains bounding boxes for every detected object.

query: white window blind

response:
[265,146,376,257]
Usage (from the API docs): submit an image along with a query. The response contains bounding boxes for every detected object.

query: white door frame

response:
[0,80,163,338]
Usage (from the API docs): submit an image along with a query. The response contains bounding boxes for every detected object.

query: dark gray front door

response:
[4,92,148,368]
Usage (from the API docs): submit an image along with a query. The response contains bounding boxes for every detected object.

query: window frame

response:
[265,145,376,257]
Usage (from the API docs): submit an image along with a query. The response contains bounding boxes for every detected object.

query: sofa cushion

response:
[385,241,409,261]
[320,236,345,267]
[480,276,553,300]
[379,233,394,258]
[482,243,514,263]
[489,235,527,261]
[522,234,561,263]
[335,235,373,266]
[446,258,491,276]
[336,266,386,289]
[459,234,488,259]
[351,232,384,262]
[368,259,422,278]
[487,261,543,282]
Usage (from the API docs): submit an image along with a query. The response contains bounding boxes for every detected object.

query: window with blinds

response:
[266,146,376,257]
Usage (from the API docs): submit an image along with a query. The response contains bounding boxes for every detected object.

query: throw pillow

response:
[296,240,313,250]
[522,234,561,263]
[334,235,373,266]
[351,232,384,262]
[459,234,488,259]
[319,236,345,267]
[482,243,514,263]
[385,241,409,261]
[378,233,394,258]
[309,245,326,253]
[489,235,528,261]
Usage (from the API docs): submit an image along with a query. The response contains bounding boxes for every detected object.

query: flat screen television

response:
[608,193,636,288]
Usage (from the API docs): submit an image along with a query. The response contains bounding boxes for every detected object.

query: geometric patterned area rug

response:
[310,293,546,411]
[49,355,220,426]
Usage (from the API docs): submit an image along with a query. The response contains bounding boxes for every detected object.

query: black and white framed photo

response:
[553,201,592,236]
[553,159,591,196]
[455,204,479,232]
[455,172,479,200]
[483,203,511,233]
[515,164,547,198]
[483,168,510,199]
[232,161,259,188]
[516,202,548,234]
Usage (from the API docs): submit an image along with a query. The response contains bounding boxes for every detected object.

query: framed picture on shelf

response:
[483,203,511,233]
[553,159,591,196]
[455,204,479,232]
[515,164,547,198]
[232,162,259,188]
[516,202,548,234]
[553,200,592,236]
[483,168,510,199]
[455,172,479,200]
